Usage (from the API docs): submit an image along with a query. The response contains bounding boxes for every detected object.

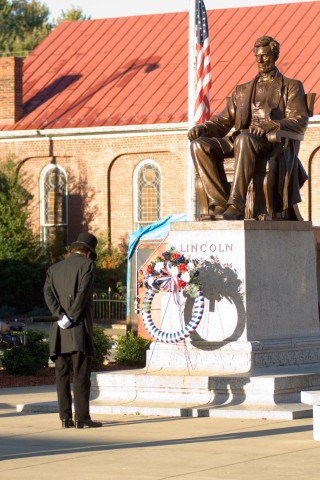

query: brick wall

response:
[0,132,187,246]
[298,126,320,223]
[0,57,23,124]
[0,125,319,247]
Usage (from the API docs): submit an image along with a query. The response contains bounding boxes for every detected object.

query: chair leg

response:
[262,171,276,220]
[287,205,304,221]
[195,173,209,216]
[252,173,268,219]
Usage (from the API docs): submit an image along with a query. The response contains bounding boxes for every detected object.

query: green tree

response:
[0,157,37,260]
[0,0,52,56]
[55,5,91,23]
[94,231,127,294]
[0,1,90,57]
[0,157,48,312]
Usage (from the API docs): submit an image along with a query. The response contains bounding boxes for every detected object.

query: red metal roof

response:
[3,1,320,131]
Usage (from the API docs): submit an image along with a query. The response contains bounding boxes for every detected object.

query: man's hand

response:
[58,314,72,329]
[188,124,207,141]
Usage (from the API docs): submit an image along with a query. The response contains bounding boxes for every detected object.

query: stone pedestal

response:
[146,220,320,372]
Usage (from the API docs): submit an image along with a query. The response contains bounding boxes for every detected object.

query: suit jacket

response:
[44,253,95,361]
[204,70,309,210]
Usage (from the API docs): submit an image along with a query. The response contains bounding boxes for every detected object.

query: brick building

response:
[0,2,319,252]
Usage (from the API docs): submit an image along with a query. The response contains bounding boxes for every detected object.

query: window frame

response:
[39,163,68,245]
[133,159,162,231]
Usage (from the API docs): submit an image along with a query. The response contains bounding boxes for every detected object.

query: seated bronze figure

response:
[188,36,311,221]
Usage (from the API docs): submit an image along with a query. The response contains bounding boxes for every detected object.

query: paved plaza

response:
[1,385,320,479]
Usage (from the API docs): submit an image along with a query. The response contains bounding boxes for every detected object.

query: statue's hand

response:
[188,124,207,141]
[249,121,278,137]
[249,124,266,137]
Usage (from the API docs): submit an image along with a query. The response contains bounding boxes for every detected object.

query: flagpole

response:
[187,0,196,221]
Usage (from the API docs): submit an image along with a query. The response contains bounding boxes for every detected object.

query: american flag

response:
[194,0,212,123]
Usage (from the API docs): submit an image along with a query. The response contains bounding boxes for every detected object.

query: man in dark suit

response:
[44,232,102,429]
[188,35,309,220]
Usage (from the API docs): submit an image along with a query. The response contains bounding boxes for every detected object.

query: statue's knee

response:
[190,138,209,160]
[190,138,202,150]
[234,131,251,148]
[190,139,197,155]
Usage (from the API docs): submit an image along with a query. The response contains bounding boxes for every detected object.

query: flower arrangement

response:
[138,247,202,298]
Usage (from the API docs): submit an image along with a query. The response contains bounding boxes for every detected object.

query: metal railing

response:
[93,288,126,322]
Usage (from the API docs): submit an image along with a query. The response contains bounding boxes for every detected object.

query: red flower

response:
[178,263,187,272]
[172,253,180,260]
[147,265,153,274]
[178,279,187,289]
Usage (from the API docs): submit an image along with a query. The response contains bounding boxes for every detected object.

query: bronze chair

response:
[246,92,316,220]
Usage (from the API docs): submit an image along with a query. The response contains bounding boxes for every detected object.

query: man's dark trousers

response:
[55,352,92,421]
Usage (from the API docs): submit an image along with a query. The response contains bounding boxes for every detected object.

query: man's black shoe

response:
[62,418,75,428]
[75,419,103,429]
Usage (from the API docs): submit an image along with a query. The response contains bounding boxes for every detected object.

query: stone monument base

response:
[144,220,320,373]
[87,364,320,419]
[92,220,320,419]
[16,221,320,420]
[145,336,320,372]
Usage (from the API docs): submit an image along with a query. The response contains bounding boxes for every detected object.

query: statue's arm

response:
[188,95,235,141]
[271,80,309,134]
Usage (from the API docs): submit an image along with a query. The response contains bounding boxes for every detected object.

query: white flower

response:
[169,265,179,277]
[181,271,190,283]
[187,261,195,270]
[147,276,155,286]
[154,261,164,273]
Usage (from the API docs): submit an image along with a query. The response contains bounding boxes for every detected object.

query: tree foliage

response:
[0,157,38,260]
[0,0,52,55]
[55,5,91,23]
[94,231,128,294]
[0,157,49,312]
[0,0,90,56]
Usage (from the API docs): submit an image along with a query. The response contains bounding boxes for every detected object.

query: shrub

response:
[114,331,151,367]
[1,329,49,376]
[92,326,112,370]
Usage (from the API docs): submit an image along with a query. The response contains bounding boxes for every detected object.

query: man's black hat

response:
[71,232,98,260]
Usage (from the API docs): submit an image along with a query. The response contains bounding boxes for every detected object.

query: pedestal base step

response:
[16,399,312,420]
[16,366,320,420]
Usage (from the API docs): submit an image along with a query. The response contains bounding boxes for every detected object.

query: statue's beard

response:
[259,65,276,76]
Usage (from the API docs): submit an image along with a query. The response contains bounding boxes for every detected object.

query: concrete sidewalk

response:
[1,385,320,479]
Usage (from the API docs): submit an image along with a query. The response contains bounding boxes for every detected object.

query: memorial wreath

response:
[138,247,204,343]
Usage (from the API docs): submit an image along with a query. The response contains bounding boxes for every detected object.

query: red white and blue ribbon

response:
[142,289,205,343]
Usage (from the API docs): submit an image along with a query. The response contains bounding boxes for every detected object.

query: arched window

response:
[40,164,68,256]
[134,160,161,230]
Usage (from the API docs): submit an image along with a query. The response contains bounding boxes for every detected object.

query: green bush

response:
[115,331,151,367]
[1,329,49,376]
[92,326,112,370]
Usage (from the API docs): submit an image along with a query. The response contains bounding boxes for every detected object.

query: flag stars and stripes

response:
[194,0,212,124]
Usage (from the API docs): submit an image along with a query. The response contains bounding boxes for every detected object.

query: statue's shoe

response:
[210,205,227,219]
[222,205,245,220]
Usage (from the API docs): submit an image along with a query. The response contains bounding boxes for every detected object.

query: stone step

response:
[15,367,320,420]
[17,398,312,420]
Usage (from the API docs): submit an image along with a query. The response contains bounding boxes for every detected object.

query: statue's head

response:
[253,36,280,75]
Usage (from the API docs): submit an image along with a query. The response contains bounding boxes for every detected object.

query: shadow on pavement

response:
[0,421,313,461]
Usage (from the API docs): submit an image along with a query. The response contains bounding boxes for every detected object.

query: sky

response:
[43,0,315,21]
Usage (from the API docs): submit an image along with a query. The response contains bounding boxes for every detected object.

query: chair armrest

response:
[266,130,304,143]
